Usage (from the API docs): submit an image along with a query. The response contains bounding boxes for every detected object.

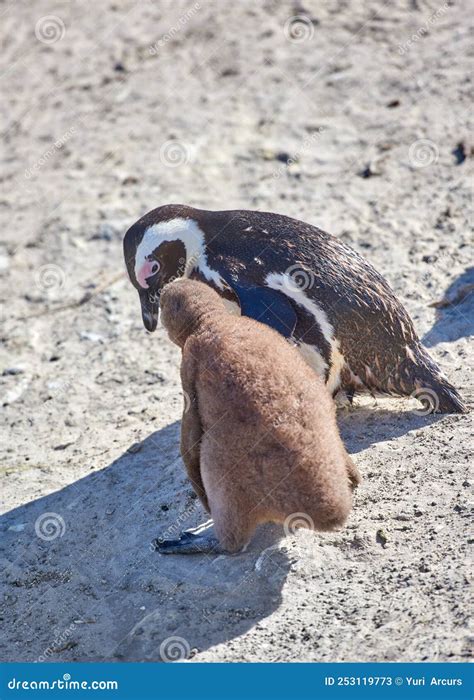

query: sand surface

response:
[0,0,472,662]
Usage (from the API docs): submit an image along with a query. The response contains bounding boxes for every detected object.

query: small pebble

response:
[79,331,104,343]
[127,442,142,454]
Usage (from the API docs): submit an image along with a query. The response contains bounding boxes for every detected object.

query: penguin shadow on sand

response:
[337,402,443,455]
[0,421,290,663]
[422,266,474,348]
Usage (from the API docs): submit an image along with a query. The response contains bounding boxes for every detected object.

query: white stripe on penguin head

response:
[134,217,226,289]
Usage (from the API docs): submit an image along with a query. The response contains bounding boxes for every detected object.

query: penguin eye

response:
[151,261,160,275]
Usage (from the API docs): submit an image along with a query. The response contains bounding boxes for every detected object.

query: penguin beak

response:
[139,290,159,332]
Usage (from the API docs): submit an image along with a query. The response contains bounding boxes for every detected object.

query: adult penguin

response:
[123,204,466,413]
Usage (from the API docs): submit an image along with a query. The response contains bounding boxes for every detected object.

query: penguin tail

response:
[405,344,467,414]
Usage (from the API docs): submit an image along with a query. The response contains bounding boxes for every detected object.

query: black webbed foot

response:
[153,528,223,555]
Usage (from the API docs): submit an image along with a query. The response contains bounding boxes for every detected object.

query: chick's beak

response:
[139,291,159,332]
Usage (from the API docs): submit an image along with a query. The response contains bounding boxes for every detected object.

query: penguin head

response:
[160,279,224,347]
[123,206,198,331]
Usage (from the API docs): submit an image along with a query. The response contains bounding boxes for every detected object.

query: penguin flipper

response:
[229,282,297,338]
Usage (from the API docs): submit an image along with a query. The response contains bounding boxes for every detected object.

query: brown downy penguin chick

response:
[155,279,361,555]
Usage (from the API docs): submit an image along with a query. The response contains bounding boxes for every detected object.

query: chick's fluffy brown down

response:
[160,279,361,553]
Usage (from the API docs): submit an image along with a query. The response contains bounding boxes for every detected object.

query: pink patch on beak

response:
[136,261,157,289]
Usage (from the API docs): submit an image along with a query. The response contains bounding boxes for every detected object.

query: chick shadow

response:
[422,266,474,347]
[0,421,289,662]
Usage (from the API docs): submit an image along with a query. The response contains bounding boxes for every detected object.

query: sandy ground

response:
[0,0,472,663]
